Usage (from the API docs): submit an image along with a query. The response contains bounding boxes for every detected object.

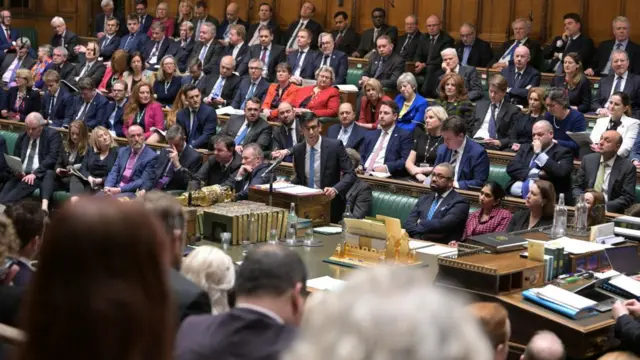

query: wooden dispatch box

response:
[248,187,331,226]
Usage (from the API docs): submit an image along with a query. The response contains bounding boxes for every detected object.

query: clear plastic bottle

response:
[551,194,567,238]
[574,194,589,235]
[340,201,354,233]
[286,202,297,243]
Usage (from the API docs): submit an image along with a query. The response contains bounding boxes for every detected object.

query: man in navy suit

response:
[103,125,157,197]
[490,18,543,71]
[50,17,78,63]
[455,23,492,68]
[50,46,78,89]
[175,245,305,360]
[220,24,249,75]
[119,14,149,53]
[73,41,107,87]
[71,77,108,130]
[327,103,366,153]
[230,143,270,200]
[586,16,640,76]
[284,1,323,51]
[0,10,19,54]
[147,125,202,192]
[501,46,541,107]
[103,80,128,137]
[143,22,174,71]
[4,201,45,287]
[94,0,125,37]
[359,100,412,178]
[135,0,154,35]
[433,116,490,190]
[181,58,208,93]
[231,59,270,109]
[404,163,470,244]
[315,32,347,85]
[216,2,247,43]
[41,69,74,128]
[246,2,280,46]
[177,84,217,149]
[395,15,422,61]
[96,17,121,61]
[0,113,62,205]
[271,102,304,162]
[592,50,640,117]
[287,28,319,83]
[331,11,359,56]
[238,27,286,82]
[353,8,397,58]
[359,36,406,90]
[543,13,595,74]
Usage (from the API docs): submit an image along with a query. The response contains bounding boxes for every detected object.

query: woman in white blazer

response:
[590,91,639,157]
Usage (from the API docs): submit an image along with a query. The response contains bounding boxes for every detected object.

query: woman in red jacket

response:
[123,82,165,143]
[358,78,392,130]
[291,66,340,118]
[262,63,300,121]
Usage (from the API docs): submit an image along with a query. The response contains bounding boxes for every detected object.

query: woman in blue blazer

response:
[394,72,428,133]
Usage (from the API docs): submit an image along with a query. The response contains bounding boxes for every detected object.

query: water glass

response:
[268,228,278,244]
[303,228,314,246]
[286,227,297,245]
[220,232,231,251]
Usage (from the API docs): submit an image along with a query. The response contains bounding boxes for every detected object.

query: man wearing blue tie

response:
[220,97,272,154]
[287,28,319,84]
[202,55,241,108]
[403,163,470,243]
[315,32,347,84]
[40,70,74,128]
[231,58,269,109]
[177,84,217,149]
[103,80,128,137]
[119,14,149,53]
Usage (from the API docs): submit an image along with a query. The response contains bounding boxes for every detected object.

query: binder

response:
[522,289,598,320]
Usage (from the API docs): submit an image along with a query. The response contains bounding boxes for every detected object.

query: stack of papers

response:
[313,226,343,235]
[277,185,324,196]
[416,244,457,256]
[523,284,598,319]
[546,237,610,254]
[215,106,245,116]
[609,275,640,297]
[306,276,345,291]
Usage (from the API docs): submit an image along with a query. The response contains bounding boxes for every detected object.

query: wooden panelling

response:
[274,0,301,30]
[357,0,384,31]
[478,0,512,43]
[416,1,444,29]
[513,0,545,40]
[585,0,622,45]
[387,0,414,35]
[446,0,479,39]
[545,0,581,43]
[622,0,640,43]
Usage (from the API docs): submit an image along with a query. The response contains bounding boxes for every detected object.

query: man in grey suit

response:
[345,148,372,219]
[436,48,483,101]
[573,130,636,214]
[219,97,272,153]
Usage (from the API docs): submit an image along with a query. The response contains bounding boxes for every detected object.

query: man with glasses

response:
[73,41,106,87]
[315,33,347,85]
[231,58,269,109]
[50,46,78,88]
[219,97,272,153]
[404,163,470,244]
[455,23,492,68]
[202,55,241,108]
[119,14,149,53]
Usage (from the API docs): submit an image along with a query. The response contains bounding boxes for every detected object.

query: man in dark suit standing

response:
[469,74,521,150]
[230,143,270,200]
[315,32,348,84]
[592,50,640,117]
[0,10,18,54]
[148,125,202,192]
[177,85,217,149]
[456,23,492,68]
[272,102,304,162]
[216,2,247,44]
[188,21,221,76]
[220,97,272,153]
[586,16,640,76]
[0,38,35,88]
[135,0,154,35]
[175,21,196,73]
[239,27,286,82]
[359,100,413,178]
[194,135,241,187]
[352,8,398,58]
[404,163,470,243]
[327,103,367,154]
[50,17,78,63]
[359,36,405,90]
[287,28,319,83]
[436,48,483,101]
[433,116,490,190]
[396,15,422,61]
[181,59,208,93]
[331,11,359,56]
[543,13,595,74]
[273,112,356,223]
[96,17,121,61]
[501,46,541,107]
[284,1,323,51]
[490,18,543,71]
[103,80,128,137]
[506,120,574,201]
[231,59,270,109]
[70,77,108,130]
[73,41,107,87]
[414,15,455,98]
[175,245,304,360]
[41,69,74,128]
[202,55,242,108]
[119,14,149,53]
[573,130,636,214]
[0,112,62,205]
[246,2,280,46]
[50,46,78,89]
[193,1,219,36]
[143,22,174,71]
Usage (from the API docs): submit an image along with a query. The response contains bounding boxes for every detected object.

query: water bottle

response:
[574,194,589,235]
[551,194,568,238]
[340,201,354,234]
[286,202,297,244]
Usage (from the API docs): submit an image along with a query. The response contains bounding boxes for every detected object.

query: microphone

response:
[180,167,205,187]
[261,157,285,180]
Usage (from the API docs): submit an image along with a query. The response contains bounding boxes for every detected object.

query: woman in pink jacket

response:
[123,82,165,143]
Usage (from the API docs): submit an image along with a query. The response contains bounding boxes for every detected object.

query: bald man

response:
[501,46,541,107]
[202,55,242,107]
[217,2,247,45]
[521,331,565,360]
[326,103,367,153]
[454,23,492,67]
[573,130,636,213]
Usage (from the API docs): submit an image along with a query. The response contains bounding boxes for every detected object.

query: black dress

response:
[412,131,443,167]
[551,75,592,113]
[40,148,86,201]
[70,147,119,194]
[507,209,554,232]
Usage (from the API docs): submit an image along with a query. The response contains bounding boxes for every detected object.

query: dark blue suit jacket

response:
[230,77,270,109]
[105,145,157,193]
[104,99,128,138]
[150,145,202,191]
[0,27,18,52]
[403,190,470,243]
[360,126,413,177]
[153,76,182,107]
[326,122,367,153]
[98,34,121,60]
[139,15,154,34]
[314,50,348,84]
[70,92,109,129]
[394,94,428,133]
[434,138,490,190]
[176,104,218,149]
[119,32,149,53]
[216,18,248,40]
[501,65,541,107]
[12,261,33,287]
[232,162,269,200]
[40,88,74,128]
[287,49,319,80]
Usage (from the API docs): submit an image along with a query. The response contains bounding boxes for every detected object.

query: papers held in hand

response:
[566,131,593,147]
[150,127,166,138]
[68,166,88,181]
[3,154,23,173]
[215,106,245,116]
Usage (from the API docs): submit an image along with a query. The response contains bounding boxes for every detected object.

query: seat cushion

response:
[347,68,364,87]
[0,130,20,154]
[487,164,509,189]
[370,191,419,225]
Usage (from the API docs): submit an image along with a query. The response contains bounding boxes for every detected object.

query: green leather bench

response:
[347,68,364,87]
[487,164,509,189]
[369,191,418,224]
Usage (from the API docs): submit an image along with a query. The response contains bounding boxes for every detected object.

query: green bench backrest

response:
[370,191,418,224]
[0,130,19,155]
[347,68,363,87]
[487,164,509,189]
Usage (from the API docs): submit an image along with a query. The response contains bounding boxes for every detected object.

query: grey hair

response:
[51,16,65,27]
[282,267,493,360]
[248,58,265,69]
[318,32,333,44]
[345,148,361,168]
[165,124,184,141]
[512,18,532,31]
[522,330,565,360]
[315,65,335,83]
[16,37,31,49]
[545,87,569,109]
[613,16,630,28]
[100,0,114,7]
[26,112,47,126]
[425,105,448,122]
[440,47,458,59]
[612,49,629,61]
[460,22,476,33]
[54,46,68,58]
[534,119,554,133]
[200,21,216,35]
[181,20,194,32]
[243,143,264,160]
[38,44,53,57]
[397,72,418,91]
[221,55,236,68]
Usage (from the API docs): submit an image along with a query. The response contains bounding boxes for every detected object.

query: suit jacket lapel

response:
[608,158,622,197]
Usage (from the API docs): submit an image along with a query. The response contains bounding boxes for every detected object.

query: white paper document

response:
[336,84,359,92]
[254,183,296,191]
[313,226,343,235]
[306,276,345,291]
[277,185,324,195]
[3,154,22,173]
[416,244,458,256]
[533,285,596,311]
[215,106,245,116]
[609,275,640,297]
[368,171,391,178]
[546,237,610,254]
[566,131,593,147]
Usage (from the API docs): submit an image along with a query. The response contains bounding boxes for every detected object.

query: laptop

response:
[605,246,640,276]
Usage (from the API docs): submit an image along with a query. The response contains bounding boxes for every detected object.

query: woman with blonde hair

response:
[181,245,235,315]
[1,69,41,122]
[69,126,119,200]
[173,0,194,38]
[147,2,175,38]
[405,105,447,182]
[358,78,392,130]
[153,55,183,107]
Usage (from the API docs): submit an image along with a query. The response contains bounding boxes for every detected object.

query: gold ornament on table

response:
[177,185,235,207]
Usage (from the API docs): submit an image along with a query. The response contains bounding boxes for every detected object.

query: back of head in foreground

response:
[282,266,494,360]
[17,198,175,360]
[521,330,565,360]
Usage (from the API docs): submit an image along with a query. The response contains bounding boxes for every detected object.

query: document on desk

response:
[336,84,359,92]
[277,185,324,195]
[534,284,597,311]
[368,171,391,178]
[254,183,296,191]
[313,226,343,235]
[306,276,345,291]
[344,218,387,238]
[546,237,610,254]
[609,275,640,297]
[416,244,457,256]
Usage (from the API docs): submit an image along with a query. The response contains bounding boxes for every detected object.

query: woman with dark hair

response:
[357,78,392,130]
[16,199,174,360]
[456,182,512,243]
[435,72,474,126]
[262,63,300,121]
[40,120,89,212]
[590,91,639,157]
[551,52,591,113]
[123,81,165,142]
[507,179,556,231]
[544,87,587,156]
[584,190,606,226]
[510,87,547,152]
[123,52,156,94]
[98,49,131,94]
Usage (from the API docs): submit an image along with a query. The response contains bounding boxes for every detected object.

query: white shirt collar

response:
[342,121,355,131]
[53,88,60,97]
[456,136,467,153]
[306,135,322,152]
[602,155,616,167]
[117,98,127,107]
[454,64,461,73]
[517,37,528,44]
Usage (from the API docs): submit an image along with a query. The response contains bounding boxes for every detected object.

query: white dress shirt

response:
[293,47,310,77]
[602,155,616,201]
[364,125,395,171]
[249,21,270,45]
[609,71,628,98]
[305,136,322,189]
[453,136,467,183]
[232,41,245,60]
[337,122,355,146]
[500,37,528,62]
[474,100,503,139]
[2,56,21,82]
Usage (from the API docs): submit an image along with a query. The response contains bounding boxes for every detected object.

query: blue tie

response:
[488,104,497,139]
[241,83,257,110]
[211,78,225,99]
[124,34,134,51]
[521,154,539,199]
[427,194,440,220]
[308,147,316,188]
[504,40,521,59]
[462,45,471,65]
[235,125,249,145]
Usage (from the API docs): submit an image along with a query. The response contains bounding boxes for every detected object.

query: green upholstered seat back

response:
[370,191,419,224]
[347,68,364,87]
[0,130,19,155]
[487,164,509,189]
[16,27,38,48]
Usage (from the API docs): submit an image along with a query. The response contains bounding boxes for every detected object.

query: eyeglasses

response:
[432,173,452,181]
